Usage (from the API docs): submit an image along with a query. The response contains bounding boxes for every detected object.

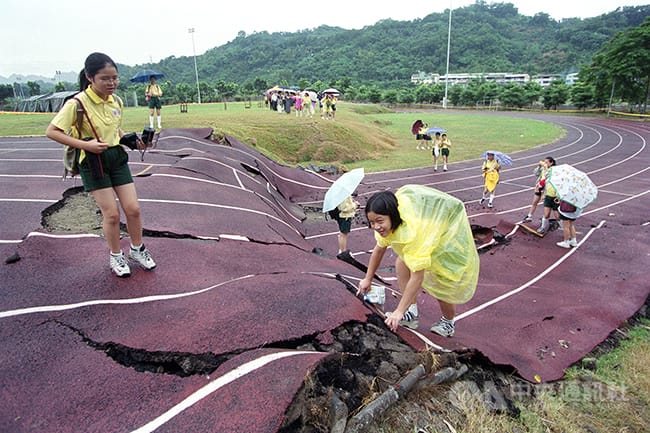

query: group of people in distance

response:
[416,125,451,172]
[267,90,337,120]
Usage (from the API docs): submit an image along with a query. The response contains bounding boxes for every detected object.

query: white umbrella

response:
[547,164,598,209]
[322,168,364,212]
[322,88,340,95]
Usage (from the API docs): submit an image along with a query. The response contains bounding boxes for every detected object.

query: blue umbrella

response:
[129,69,165,83]
[425,126,446,134]
[482,150,513,166]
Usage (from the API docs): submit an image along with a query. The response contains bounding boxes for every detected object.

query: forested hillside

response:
[124,1,650,88]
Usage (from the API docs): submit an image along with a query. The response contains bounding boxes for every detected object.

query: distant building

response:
[565,73,579,85]
[412,72,530,86]
[410,71,440,84]
[532,74,563,87]
[412,71,578,87]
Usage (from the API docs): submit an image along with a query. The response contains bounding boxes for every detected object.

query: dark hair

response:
[545,156,556,166]
[78,52,117,91]
[365,190,402,230]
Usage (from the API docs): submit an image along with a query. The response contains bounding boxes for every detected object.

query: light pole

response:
[443,1,452,109]
[188,27,201,104]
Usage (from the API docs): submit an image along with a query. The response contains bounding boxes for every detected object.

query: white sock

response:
[149,116,154,128]
[489,194,495,204]
[130,244,142,251]
[441,316,454,324]
[157,116,161,127]
[540,217,548,230]
[110,251,123,257]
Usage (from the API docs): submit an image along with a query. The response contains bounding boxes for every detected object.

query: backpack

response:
[62,99,84,178]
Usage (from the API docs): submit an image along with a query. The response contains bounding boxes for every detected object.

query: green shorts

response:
[80,146,133,192]
[337,217,352,234]
[441,148,450,156]
[148,96,162,109]
[544,195,559,210]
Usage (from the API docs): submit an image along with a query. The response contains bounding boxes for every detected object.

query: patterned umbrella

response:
[481,150,513,166]
[547,164,598,208]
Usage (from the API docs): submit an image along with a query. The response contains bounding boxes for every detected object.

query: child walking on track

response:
[357,185,479,337]
[46,52,156,278]
[480,152,501,208]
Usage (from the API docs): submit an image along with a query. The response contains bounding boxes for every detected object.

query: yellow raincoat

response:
[482,159,500,192]
[374,185,479,304]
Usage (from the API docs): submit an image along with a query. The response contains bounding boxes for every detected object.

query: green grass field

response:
[0,101,562,172]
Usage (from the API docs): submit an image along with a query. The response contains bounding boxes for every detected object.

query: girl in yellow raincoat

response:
[480,152,501,208]
[357,185,479,337]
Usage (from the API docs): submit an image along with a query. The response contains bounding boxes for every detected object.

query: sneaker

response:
[434,166,438,171]
[569,238,578,247]
[549,220,560,231]
[430,318,455,337]
[386,310,419,329]
[488,202,493,208]
[522,215,533,223]
[129,244,157,270]
[556,240,572,249]
[443,165,448,171]
[536,226,547,234]
[110,252,131,277]
[479,198,485,205]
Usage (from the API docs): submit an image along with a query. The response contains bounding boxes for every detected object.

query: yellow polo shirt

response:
[51,86,123,162]
[146,84,162,97]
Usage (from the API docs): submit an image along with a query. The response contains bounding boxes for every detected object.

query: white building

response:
[412,72,530,85]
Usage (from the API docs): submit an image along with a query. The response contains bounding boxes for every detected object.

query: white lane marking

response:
[454,220,607,321]
[130,351,322,433]
[0,275,254,320]
[137,199,303,236]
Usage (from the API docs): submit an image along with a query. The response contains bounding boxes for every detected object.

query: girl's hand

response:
[385,310,403,332]
[356,278,372,296]
[83,138,108,154]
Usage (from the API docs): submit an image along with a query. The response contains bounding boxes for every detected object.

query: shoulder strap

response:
[73,96,100,141]
[74,99,84,139]
[113,93,123,109]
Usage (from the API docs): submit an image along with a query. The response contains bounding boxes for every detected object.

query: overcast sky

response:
[2,0,647,78]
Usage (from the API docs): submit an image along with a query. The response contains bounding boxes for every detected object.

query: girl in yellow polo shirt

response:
[46,52,156,278]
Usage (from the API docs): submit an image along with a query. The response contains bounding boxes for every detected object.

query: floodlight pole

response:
[189,28,201,104]
[443,1,452,109]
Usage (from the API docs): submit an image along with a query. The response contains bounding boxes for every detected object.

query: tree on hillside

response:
[582,17,650,113]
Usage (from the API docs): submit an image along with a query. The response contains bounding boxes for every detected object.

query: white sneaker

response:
[569,238,578,247]
[129,244,157,270]
[443,165,448,171]
[430,317,455,337]
[488,202,493,208]
[110,252,131,277]
[556,240,572,249]
[386,310,419,329]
